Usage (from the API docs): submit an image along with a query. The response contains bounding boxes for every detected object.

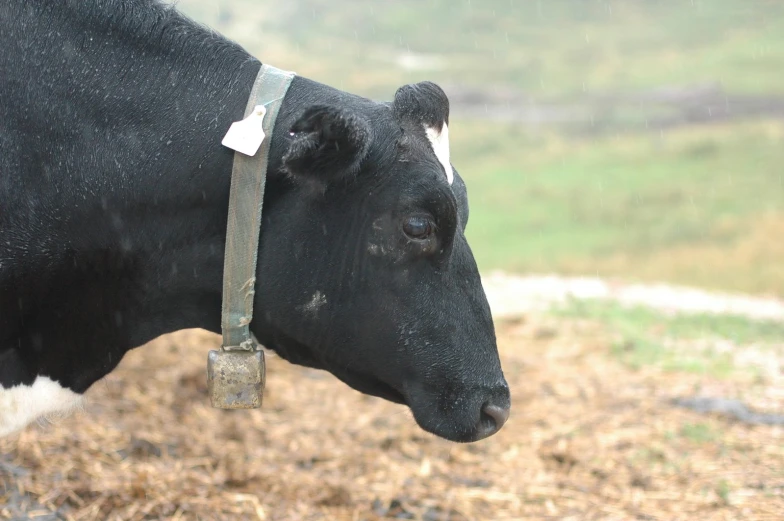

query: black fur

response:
[0,0,509,443]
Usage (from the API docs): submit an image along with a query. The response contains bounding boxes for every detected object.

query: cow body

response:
[0,0,510,442]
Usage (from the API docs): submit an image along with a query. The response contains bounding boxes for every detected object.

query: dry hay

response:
[2,316,783,520]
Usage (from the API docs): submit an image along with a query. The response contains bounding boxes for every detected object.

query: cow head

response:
[252,80,510,443]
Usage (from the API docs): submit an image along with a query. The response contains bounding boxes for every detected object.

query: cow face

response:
[254,81,509,443]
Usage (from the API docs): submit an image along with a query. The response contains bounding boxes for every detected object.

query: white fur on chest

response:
[0,376,83,437]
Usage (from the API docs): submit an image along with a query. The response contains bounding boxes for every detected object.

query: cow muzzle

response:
[405,380,511,443]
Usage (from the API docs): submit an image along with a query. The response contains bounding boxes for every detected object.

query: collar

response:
[214,63,295,404]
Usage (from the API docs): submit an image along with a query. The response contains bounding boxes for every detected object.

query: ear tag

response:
[221,105,267,156]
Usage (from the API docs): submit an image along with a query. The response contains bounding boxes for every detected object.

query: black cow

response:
[0,0,510,442]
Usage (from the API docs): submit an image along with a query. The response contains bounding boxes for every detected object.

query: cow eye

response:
[403,215,434,240]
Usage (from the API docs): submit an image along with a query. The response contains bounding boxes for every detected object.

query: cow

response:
[0,0,510,443]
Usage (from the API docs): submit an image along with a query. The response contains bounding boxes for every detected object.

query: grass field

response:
[553,298,784,378]
[183,0,784,97]
[455,120,784,296]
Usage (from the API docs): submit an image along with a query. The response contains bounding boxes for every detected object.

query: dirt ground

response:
[2,315,783,521]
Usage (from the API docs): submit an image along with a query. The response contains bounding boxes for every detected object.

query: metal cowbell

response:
[207,346,265,409]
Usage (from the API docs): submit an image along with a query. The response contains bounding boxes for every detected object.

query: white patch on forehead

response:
[0,376,83,438]
[424,122,453,185]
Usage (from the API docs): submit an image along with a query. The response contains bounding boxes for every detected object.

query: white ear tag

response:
[221,105,267,156]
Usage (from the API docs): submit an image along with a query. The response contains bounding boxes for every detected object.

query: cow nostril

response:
[477,402,510,439]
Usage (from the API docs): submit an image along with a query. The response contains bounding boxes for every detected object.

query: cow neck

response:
[220,64,295,351]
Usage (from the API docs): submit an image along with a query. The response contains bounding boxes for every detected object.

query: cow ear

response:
[281,105,371,186]
[392,81,450,130]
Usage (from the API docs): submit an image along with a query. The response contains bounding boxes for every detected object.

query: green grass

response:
[716,479,733,505]
[180,0,784,97]
[453,120,784,295]
[297,0,784,97]
[552,298,784,376]
[680,422,719,444]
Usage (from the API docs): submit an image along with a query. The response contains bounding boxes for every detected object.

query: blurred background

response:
[3,1,783,520]
[178,0,784,296]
